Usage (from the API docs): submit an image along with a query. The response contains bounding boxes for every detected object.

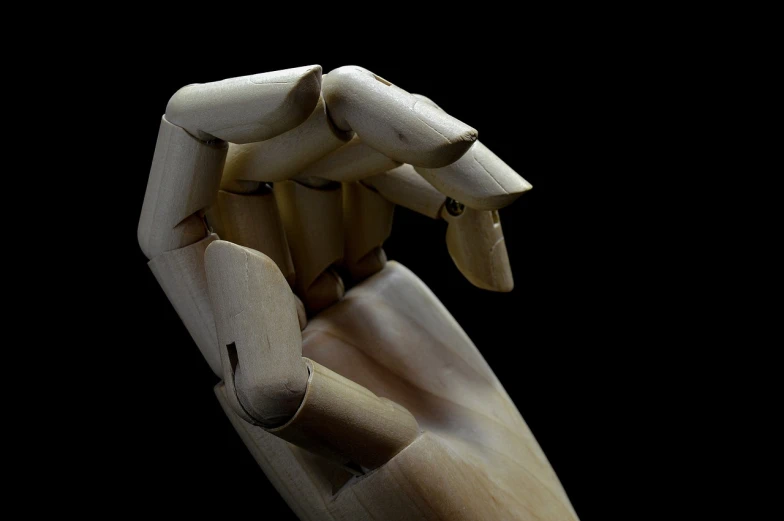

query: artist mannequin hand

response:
[139,65,577,520]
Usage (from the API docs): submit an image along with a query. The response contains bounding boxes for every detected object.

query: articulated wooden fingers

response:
[220,95,351,192]
[141,67,327,260]
[141,67,336,374]
[204,240,308,427]
[322,66,477,168]
[204,188,295,285]
[138,117,227,259]
[274,180,345,314]
[295,135,401,183]
[362,165,514,292]
[342,163,444,284]
[442,205,514,292]
[166,65,322,144]
[411,93,531,211]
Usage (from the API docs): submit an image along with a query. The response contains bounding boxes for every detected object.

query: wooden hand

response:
[139,65,577,520]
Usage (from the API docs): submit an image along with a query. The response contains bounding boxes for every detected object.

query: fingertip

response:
[323,66,477,168]
[444,207,515,293]
[417,141,531,210]
[284,64,323,122]
[205,240,285,287]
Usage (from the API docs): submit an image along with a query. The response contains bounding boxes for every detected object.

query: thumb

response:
[205,240,308,427]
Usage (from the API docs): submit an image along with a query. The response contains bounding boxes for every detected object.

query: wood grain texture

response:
[412,93,531,211]
[138,116,227,259]
[363,164,446,220]
[205,240,308,427]
[274,180,345,313]
[342,181,394,281]
[416,141,532,211]
[204,189,295,285]
[322,66,477,168]
[443,205,514,292]
[220,95,351,192]
[295,135,401,183]
[148,234,221,376]
[217,261,577,520]
[166,65,322,144]
[269,358,420,471]
[142,65,567,520]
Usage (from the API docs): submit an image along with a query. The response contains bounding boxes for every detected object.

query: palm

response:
[214,261,576,520]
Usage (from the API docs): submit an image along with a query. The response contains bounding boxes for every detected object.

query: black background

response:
[97,44,653,519]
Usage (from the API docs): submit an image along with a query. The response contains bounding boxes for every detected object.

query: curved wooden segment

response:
[342,181,394,282]
[204,189,295,285]
[416,141,532,211]
[296,135,400,183]
[166,65,323,144]
[138,116,227,259]
[268,358,420,471]
[148,234,221,376]
[322,66,477,168]
[363,164,446,219]
[220,95,351,191]
[411,93,531,211]
[443,205,514,292]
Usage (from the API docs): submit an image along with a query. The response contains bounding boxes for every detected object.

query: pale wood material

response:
[215,262,577,520]
[443,205,514,292]
[148,234,221,376]
[220,95,351,193]
[322,66,477,168]
[138,116,227,259]
[361,167,514,291]
[416,141,532,211]
[342,181,394,281]
[269,358,420,471]
[294,295,308,331]
[204,240,308,427]
[204,189,295,285]
[295,135,401,183]
[166,65,322,144]
[205,242,419,470]
[274,180,345,313]
[363,164,446,219]
[412,93,531,211]
[141,65,570,520]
